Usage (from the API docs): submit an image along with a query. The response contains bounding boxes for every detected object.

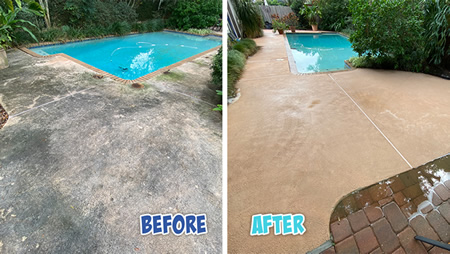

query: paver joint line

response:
[327,73,413,169]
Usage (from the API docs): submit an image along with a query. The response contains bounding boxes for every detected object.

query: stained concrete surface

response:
[228,30,450,253]
[0,49,221,253]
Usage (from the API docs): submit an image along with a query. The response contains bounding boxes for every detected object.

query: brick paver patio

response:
[325,155,450,254]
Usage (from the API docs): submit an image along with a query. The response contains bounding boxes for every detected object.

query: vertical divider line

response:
[222,0,228,252]
[327,73,413,169]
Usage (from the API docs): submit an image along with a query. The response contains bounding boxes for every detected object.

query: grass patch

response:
[194,60,209,67]
[155,71,186,82]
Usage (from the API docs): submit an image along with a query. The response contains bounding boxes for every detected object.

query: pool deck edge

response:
[20,44,221,85]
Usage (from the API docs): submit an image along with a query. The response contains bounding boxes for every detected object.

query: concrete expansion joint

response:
[327,73,413,169]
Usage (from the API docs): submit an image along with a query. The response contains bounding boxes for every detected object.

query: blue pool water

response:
[30,31,221,80]
[286,33,357,73]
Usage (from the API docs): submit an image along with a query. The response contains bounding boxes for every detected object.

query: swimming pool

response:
[286,33,357,74]
[30,31,221,80]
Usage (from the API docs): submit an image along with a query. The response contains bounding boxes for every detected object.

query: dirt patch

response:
[131,83,144,89]
[0,103,8,129]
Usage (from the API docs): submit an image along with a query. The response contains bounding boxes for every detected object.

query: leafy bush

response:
[318,0,352,31]
[232,39,257,57]
[186,28,214,36]
[267,0,286,6]
[232,0,263,38]
[132,22,146,33]
[211,47,222,87]
[424,0,450,66]
[111,21,131,36]
[144,19,164,32]
[349,0,425,72]
[290,0,309,29]
[228,49,246,96]
[168,0,221,30]
[83,25,109,37]
[40,27,65,41]
[55,0,137,28]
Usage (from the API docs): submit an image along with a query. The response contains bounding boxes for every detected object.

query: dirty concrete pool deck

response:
[228,30,450,253]
[0,49,221,253]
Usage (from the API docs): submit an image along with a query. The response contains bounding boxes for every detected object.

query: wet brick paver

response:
[324,155,450,254]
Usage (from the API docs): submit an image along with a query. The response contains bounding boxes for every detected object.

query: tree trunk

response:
[38,0,51,28]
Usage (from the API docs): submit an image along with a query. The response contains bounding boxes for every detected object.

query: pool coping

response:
[282,31,356,76]
[19,30,222,84]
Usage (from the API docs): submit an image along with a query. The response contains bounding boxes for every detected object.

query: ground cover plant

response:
[228,38,259,96]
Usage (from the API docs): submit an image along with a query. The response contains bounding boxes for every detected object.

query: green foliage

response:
[40,27,65,41]
[211,47,222,87]
[271,14,289,32]
[349,0,425,72]
[228,49,246,96]
[211,48,222,110]
[111,21,131,36]
[168,0,221,30]
[212,104,222,112]
[233,0,263,38]
[132,22,146,33]
[239,0,263,36]
[144,19,164,32]
[55,0,137,28]
[0,0,43,48]
[318,0,352,31]
[300,4,322,25]
[232,38,258,57]
[187,28,214,36]
[290,0,309,29]
[267,0,286,6]
[424,0,450,66]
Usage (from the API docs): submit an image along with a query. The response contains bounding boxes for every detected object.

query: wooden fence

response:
[259,5,295,24]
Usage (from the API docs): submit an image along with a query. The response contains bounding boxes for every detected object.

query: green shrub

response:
[56,0,137,28]
[132,22,146,33]
[144,19,164,32]
[83,25,108,38]
[349,0,425,72]
[424,0,450,66]
[211,47,222,87]
[228,49,246,96]
[267,0,286,6]
[40,27,66,41]
[318,0,352,31]
[290,0,309,29]
[111,21,131,36]
[232,38,257,57]
[61,25,85,39]
[232,0,263,38]
[187,28,214,36]
[211,47,222,105]
[168,0,221,30]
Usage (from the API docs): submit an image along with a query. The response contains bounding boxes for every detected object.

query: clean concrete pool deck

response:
[0,49,221,253]
[228,30,450,253]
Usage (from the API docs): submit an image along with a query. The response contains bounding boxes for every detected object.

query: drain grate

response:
[0,103,9,129]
